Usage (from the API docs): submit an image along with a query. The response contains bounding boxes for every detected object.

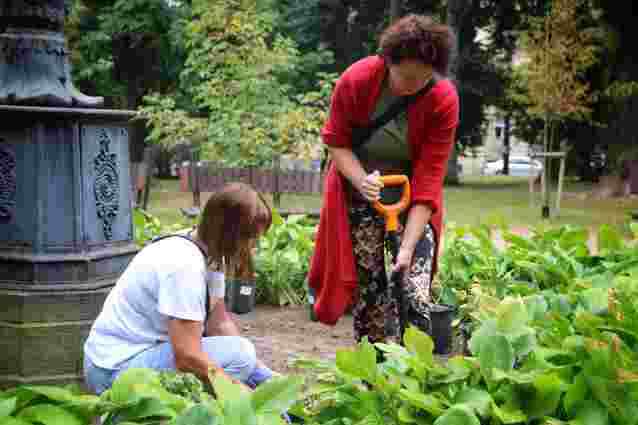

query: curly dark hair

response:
[379,14,455,76]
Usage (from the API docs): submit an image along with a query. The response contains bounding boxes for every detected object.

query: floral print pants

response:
[349,203,435,344]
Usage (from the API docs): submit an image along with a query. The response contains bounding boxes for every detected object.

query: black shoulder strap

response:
[352,75,440,150]
[151,232,208,257]
[151,233,211,335]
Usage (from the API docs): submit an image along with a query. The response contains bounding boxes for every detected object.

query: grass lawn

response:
[145,176,637,232]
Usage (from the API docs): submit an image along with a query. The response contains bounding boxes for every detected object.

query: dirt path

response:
[232,305,354,374]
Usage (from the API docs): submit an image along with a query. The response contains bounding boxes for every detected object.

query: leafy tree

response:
[273,0,337,95]
[518,0,601,215]
[65,0,185,108]
[139,0,331,168]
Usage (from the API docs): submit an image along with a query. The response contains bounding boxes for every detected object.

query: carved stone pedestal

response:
[0,106,137,387]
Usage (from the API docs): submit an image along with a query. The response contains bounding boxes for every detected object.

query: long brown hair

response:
[197,183,272,276]
[378,14,455,76]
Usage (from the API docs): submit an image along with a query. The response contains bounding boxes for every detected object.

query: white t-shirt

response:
[84,236,210,370]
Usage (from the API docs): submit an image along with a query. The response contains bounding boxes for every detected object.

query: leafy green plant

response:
[254,210,317,305]
[0,368,304,425]
[132,208,196,247]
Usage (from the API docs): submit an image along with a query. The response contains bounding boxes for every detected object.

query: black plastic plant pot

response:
[307,285,318,322]
[430,304,456,355]
[225,279,257,314]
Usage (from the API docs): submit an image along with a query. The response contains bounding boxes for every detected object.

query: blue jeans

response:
[84,336,272,395]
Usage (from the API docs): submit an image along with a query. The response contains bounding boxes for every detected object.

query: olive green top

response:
[353,79,412,203]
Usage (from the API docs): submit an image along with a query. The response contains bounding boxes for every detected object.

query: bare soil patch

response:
[232,305,355,374]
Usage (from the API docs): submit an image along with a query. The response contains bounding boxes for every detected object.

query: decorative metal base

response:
[0,29,103,107]
[0,106,136,387]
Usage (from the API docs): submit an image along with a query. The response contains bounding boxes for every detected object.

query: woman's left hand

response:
[392,247,414,274]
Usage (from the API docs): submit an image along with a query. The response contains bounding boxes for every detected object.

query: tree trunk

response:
[541,115,551,218]
[405,0,440,16]
[319,0,351,71]
[502,114,511,175]
[446,0,471,78]
[444,0,471,185]
[446,143,461,185]
[390,0,402,23]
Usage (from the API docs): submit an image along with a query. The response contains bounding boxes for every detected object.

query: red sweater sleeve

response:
[321,75,355,149]
[411,88,460,214]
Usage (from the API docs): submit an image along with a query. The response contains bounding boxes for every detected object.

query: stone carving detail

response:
[0,139,17,223]
[93,130,119,240]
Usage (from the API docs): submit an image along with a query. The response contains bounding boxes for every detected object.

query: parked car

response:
[481,156,543,177]
[578,146,608,182]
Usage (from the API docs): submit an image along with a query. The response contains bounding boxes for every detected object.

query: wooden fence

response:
[179,161,325,215]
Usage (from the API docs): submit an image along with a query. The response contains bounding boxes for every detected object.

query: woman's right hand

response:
[357,170,384,202]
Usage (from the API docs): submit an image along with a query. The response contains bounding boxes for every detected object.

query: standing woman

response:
[84,183,276,394]
[309,15,459,345]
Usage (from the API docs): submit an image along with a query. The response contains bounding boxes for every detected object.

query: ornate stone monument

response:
[0,0,138,387]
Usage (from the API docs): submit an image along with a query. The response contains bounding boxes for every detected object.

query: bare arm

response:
[168,318,250,390]
[328,146,383,201]
[168,318,228,379]
[204,301,240,337]
[402,204,432,252]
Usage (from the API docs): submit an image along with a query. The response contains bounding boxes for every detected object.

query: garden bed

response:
[233,305,354,374]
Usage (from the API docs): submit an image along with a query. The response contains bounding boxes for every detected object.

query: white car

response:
[481,156,543,177]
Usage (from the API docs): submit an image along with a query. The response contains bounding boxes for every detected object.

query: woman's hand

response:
[357,170,384,202]
[392,246,414,275]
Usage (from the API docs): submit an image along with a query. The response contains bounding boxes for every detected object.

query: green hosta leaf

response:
[491,402,527,424]
[118,397,177,422]
[356,392,385,423]
[525,295,549,322]
[173,405,217,425]
[109,368,162,404]
[433,405,480,425]
[403,326,434,365]
[453,388,492,417]
[435,357,475,384]
[564,373,588,416]
[0,398,16,419]
[478,334,514,373]
[510,327,537,358]
[0,418,32,425]
[398,390,446,417]
[374,343,409,356]
[598,225,623,253]
[504,232,537,251]
[17,404,83,425]
[216,379,255,425]
[572,401,609,425]
[468,320,496,357]
[558,228,589,252]
[20,386,75,404]
[336,339,377,383]
[496,297,529,333]
[271,209,284,227]
[526,373,565,419]
[251,376,304,415]
[562,335,585,352]
[398,405,417,423]
[579,288,609,315]
[491,368,537,384]
[212,372,245,404]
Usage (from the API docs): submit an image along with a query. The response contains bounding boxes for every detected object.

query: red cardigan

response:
[308,55,459,326]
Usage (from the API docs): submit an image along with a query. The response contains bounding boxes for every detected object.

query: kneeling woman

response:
[84,183,275,394]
